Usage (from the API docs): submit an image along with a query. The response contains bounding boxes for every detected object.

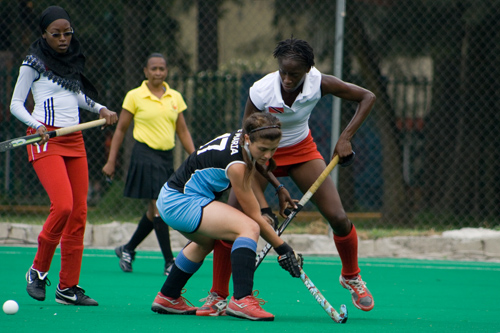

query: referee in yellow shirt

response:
[103,53,195,275]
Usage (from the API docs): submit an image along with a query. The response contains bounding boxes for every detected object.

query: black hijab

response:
[25,6,98,101]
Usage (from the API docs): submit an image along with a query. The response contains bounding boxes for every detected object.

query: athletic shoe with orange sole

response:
[151,292,197,315]
[340,274,374,311]
[226,291,274,321]
[196,292,227,316]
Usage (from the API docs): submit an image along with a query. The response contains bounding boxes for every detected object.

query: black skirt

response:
[124,141,174,199]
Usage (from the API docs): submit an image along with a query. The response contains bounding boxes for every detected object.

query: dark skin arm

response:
[243,75,376,161]
[175,112,195,155]
[102,108,134,179]
[320,74,376,159]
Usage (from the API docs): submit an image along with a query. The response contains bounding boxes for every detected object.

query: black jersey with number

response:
[167,129,246,199]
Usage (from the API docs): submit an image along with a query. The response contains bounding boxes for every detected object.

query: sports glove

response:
[274,242,304,278]
[261,207,279,230]
[339,151,356,167]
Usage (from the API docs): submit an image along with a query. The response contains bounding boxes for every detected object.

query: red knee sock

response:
[33,229,62,272]
[59,234,84,289]
[211,240,232,299]
[334,224,361,278]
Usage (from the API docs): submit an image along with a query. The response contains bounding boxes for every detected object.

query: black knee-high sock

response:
[125,214,153,251]
[160,263,193,298]
[231,247,256,300]
[153,216,174,262]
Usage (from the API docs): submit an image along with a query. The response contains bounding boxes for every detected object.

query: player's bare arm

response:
[175,113,195,154]
[255,163,297,216]
[227,163,284,248]
[243,96,261,121]
[102,108,133,179]
[321,74,376,158]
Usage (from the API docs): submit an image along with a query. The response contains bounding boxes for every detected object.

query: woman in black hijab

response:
[10,6,118,306]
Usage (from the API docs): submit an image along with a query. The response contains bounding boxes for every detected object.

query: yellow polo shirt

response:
[122,80,187,151]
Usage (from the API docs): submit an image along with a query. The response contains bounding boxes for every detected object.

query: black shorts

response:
[124,141,174,199]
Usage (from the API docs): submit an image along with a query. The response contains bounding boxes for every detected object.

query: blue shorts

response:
[156,184,213,233]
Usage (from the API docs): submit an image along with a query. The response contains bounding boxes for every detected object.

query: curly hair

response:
[273,37,315,68]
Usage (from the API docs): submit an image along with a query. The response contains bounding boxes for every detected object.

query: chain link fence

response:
[0,0,499,230]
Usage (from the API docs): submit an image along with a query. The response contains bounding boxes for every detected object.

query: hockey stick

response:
[0,119,106,152]
[256,154,346,267]
[300,268,348,323]
[255,154,351,323]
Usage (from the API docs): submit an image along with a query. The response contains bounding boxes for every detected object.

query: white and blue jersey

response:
[157,129,246,233]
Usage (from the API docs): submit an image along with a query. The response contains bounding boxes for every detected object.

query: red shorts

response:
[272,130,323,177]
[26,124,86,162]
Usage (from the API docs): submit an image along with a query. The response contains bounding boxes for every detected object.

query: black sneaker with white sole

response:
[115,245,135,272]
[26,266,51,301]
[55,285,98,306]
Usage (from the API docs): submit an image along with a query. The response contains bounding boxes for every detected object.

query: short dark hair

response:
[145,53,167,68]
[273,38,315,68]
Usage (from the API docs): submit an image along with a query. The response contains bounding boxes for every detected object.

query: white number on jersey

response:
[197,133,230,155]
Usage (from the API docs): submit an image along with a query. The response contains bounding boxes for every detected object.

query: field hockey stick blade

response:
[0,119,106,152]
[300,268,348,323]
[0,132,52,152]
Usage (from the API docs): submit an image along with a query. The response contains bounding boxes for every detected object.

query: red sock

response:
[211,240,232,299]
[59,233,84,289]
[33,229,61,272]
[334,224,361,278]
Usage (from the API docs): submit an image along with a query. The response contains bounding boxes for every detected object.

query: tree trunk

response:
[197,0,220,71]
[121,1,150,178]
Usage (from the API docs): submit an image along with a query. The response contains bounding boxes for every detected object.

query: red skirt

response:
[26,124,86,163]
[272,130,323,177]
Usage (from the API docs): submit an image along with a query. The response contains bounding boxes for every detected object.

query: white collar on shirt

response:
[272,67,320,105]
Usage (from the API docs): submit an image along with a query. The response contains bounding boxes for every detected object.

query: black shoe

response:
[55,285,98,306]
[164,258,175,276]
[115,245,135,272]
[26,266,51,301]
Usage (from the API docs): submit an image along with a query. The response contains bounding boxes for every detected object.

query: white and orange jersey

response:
[249,67,322,148]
